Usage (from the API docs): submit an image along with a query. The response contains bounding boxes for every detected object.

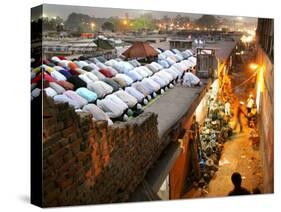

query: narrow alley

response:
[183,55,264,198]
[206,122,263,197]
[206,57,264,196]
[183,108,263,198]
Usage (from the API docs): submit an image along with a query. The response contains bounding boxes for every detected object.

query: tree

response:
[131,15,155,31]
[175,15,190,27]
[65,12,93,31]
[196,15,219,28]
[101,21,115,32]
[77,23,90,33]
[56,24,64,32]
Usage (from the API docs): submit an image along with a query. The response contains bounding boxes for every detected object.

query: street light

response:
[249,63,258,70]
[123,20,128,26]
[91,22,95,32]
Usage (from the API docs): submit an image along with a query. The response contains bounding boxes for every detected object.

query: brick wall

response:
[42,94,160,207]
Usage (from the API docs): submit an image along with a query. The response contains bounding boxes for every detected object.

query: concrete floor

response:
[144,81,208,138]
[206,119,263,197]
[182,117,263,198]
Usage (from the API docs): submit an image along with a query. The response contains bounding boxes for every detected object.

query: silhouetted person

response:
[252,187,261,194]
[228,172,250,196]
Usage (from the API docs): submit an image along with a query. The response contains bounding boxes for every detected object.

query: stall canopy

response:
[122,41,159,59]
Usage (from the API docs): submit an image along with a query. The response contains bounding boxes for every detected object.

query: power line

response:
[233,70,258,91]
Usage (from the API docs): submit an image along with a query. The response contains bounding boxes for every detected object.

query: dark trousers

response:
[234,117,243,132]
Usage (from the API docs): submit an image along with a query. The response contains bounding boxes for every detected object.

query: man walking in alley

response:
[234,101,246,133]
[228,172,250,196]
[246,94,255,114]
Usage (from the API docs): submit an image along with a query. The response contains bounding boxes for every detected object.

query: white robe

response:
[182,72,200,87]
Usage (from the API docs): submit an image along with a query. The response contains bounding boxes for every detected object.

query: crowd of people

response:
[31,48,202,124]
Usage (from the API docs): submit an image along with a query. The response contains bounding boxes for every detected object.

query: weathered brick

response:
[43,97,160,206]
[43,131,61,146]
[63,150,73,163]
[58,138,69,147]
[62,126,75,137]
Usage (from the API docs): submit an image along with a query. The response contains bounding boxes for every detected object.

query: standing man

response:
[224,99,231,117]
[229,172,250,196]
[234,101,246,133]
[246,94,255,114]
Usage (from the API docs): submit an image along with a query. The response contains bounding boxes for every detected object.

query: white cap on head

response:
[137,103,142,110]
[143,99,148,105]
[123,114,129,121]
[107,119,113,125]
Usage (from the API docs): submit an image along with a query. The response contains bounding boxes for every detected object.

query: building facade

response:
[255,18,274,193]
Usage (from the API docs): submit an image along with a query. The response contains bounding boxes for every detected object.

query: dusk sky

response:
[40,4,257,23]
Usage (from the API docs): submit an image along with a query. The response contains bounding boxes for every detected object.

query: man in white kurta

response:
[114,90,138,108]
[246,95,255,114]
[225,100,231,116]
[182,72,201,87]
[97,97,124,118]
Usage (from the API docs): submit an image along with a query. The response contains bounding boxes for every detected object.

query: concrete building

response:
[255,18,274,193]
[169,38,193,50]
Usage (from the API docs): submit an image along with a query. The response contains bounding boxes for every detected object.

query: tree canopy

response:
[196,15,219,27]
[131,16,155,31]
[174,15,191,27]
[101,22,115,32]
[42,16,64,31]
[65,13,94,30]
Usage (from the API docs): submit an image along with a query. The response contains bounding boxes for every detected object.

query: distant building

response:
[42,40,73,57]
[169,38,193,50]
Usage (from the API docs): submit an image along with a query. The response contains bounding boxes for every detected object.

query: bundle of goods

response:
[196,99,233,189]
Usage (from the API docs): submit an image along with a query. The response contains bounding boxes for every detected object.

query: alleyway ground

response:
[183,67,263,198]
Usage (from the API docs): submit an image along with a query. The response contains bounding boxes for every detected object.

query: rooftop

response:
[203,36,240,62]
[131,80,212,201]
[145,80,210,139]
[169,39,193,42]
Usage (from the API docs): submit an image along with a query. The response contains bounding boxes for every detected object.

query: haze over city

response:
[39,4,257,23]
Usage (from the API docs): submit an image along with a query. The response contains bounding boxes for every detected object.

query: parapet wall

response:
[42,95,160,207]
